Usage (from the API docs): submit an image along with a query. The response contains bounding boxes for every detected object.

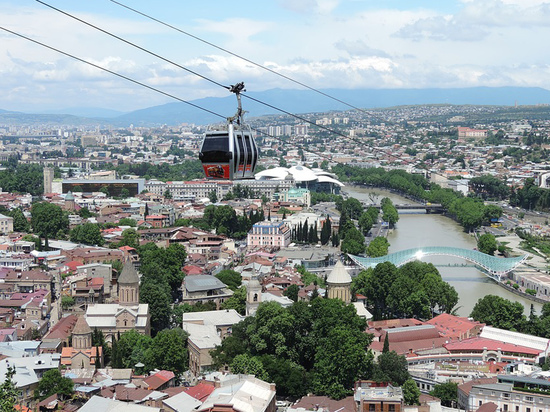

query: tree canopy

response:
[31,202,69,241]
[353,261,458,319]
[211,299,372,399]
[34,369,74,401]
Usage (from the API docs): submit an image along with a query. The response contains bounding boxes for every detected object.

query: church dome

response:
[118,261,140,285]
[326,261,352,285]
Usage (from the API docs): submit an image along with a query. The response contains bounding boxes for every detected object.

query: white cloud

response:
[277,0,340,14]
[397,0,550,42]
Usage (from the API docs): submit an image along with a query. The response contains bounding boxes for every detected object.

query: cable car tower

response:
[199,82,259,180]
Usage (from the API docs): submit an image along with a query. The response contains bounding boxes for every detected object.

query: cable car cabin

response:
[199,123,258,180]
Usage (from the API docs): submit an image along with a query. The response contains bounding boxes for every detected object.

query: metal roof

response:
[185,275,227,292]
[349,246,528,278]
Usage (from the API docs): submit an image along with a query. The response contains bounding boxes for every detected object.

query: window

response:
[526,408,531,412]
[389,405,395,412]
[503,405,508,411]
[526,397,534,402]
[368,405,375,412]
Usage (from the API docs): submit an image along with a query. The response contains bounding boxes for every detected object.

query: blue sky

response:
[1,0,550,112]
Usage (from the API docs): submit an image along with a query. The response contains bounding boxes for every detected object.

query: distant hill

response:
[110,86,550,126]
[39,107,126,118]
[2,86,550,126]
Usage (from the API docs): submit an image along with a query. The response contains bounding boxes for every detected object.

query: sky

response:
[2,0,550,113]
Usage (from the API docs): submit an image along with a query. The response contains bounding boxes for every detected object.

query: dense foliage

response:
[510,177,550,211]
[0,366,19,411]
[30,202,69,244]
[34,369,74,401]
[111,328,189,378]
[352,261,458,320]
[477,233,498,255]
[0,163,43,195]
[70,223,104,246]
[138,243,187,334]
[469,175,510,200]
[211,299,372,399]
[430,382,458,407]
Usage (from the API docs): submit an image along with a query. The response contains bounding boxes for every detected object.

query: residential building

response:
[461,375,550,412]
[247,221,291,248]
[181,275,233,308]
[0,213,13,233]
[182,310,244,377]
[354,381,404,412]
[197,375,276,412]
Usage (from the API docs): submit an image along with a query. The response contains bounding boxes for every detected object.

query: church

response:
[85,261,150,341]
[61,316,103,369]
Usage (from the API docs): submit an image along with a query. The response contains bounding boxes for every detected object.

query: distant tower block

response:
[43,166,54,194]
[326,261,352,304]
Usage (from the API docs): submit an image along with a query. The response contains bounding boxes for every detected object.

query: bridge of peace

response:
[348,246,528,281]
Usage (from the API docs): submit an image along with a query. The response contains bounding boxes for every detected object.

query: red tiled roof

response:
[445,337,541,356]
[43,314,78,340]
[143,370,175,390]
[371,337,448,355]
[185,382,215,402]
[477,402,498,412]
[426,313,483,339]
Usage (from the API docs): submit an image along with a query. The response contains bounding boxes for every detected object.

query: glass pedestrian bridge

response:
[348,247,528,280]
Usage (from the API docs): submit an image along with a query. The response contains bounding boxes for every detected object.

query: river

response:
[343,185,541,317]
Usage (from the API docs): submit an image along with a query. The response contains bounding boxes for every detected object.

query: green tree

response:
[8,208,29,232]
[215,270,242,291]
[373,350,409,386]
[118,218,137,227]
[140,281,172,335]
[112,329,152,369]
[78,207,93,219]
[208,190,218,203]
[144,328,189,378]
[115,228,140,249]
[430,382,458,407]
[382,333,390,353]
[366,236,389,257]
[34,369,74,401]
[283,284,300,302]
[221,286,247,315]
[119,188,130,199]
[358,212,373,235]
[470,295,526,331]
[0,366,19,411]
[31,202,69,245]
[311,326,373,400]
[70,223,104,246]
[477,233,498,256]
[61,295,75,310]
[230,354,268,381]
[381,198,399,228]
[402,379,421,405]
[340,226,365,255]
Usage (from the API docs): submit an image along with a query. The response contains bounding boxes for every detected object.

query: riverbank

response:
[344,185,545,315]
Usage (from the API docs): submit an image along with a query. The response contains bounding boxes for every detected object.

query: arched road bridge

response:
[348,246,528,281]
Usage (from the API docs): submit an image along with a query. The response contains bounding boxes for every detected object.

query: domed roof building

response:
[326,260,352,304]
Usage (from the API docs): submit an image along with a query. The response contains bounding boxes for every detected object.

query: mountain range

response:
[2,86,550,127]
